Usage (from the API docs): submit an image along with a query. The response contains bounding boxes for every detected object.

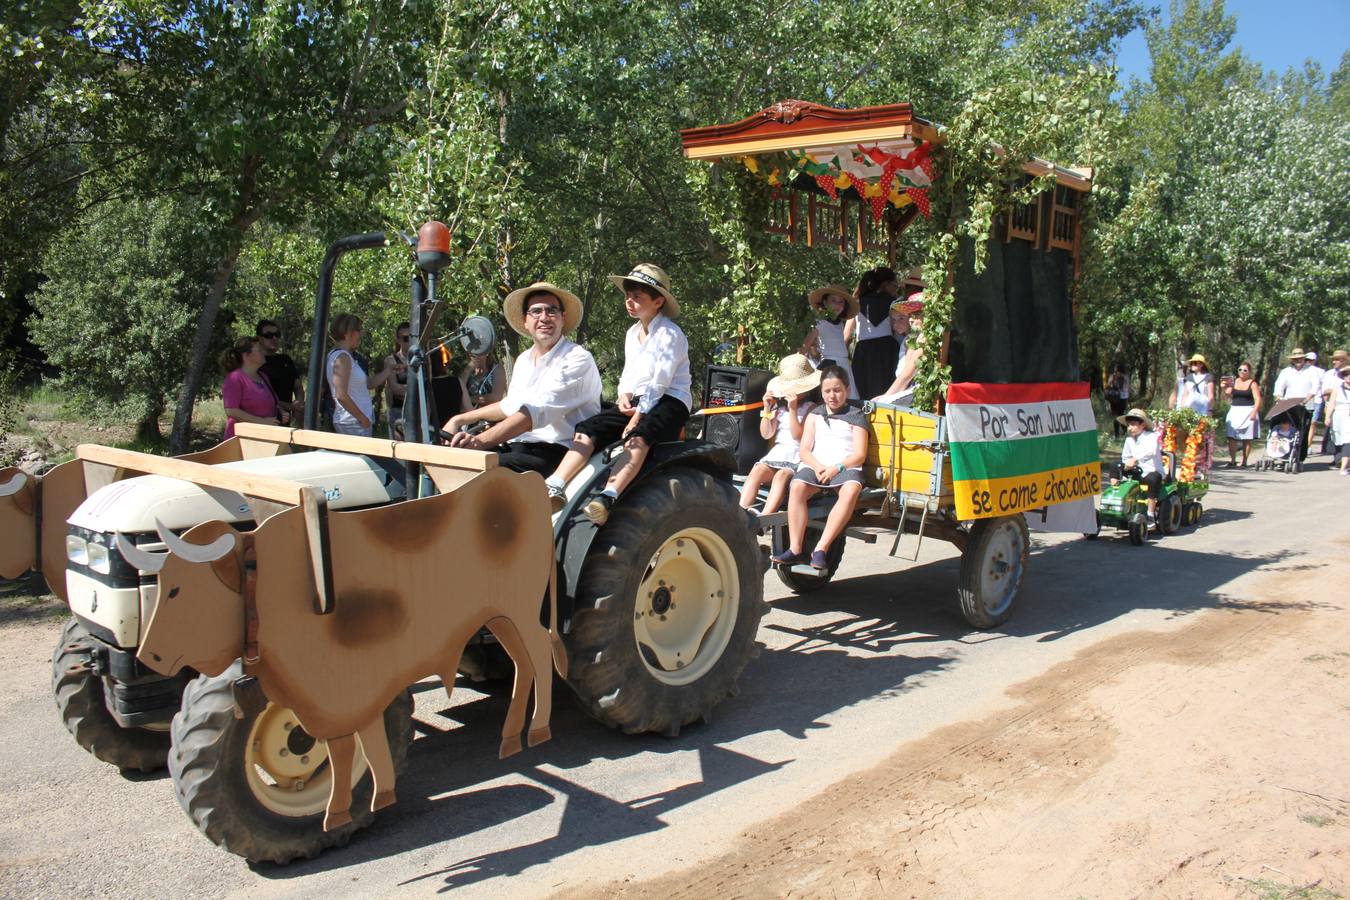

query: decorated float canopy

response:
[680,99,1092,264]
[683,98,1093,396]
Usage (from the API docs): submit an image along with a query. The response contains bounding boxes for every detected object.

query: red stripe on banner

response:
[946,381,1090,406]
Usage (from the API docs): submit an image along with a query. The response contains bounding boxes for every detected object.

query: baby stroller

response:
[1259,399,1303,473]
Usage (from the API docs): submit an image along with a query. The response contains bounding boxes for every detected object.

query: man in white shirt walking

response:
[1274,348,1321,463]
[445,282,602,476]
[1321,350,1350,453]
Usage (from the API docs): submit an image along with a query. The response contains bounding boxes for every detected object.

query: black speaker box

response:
[700,364,773,475]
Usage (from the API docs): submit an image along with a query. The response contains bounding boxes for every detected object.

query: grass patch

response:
[0,578,66,626]
[1299,813,1335,828]
[1228,876,1343,899]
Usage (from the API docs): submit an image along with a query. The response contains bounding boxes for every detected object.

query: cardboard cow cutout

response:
[0,460,88,599]
[131,466,565,831]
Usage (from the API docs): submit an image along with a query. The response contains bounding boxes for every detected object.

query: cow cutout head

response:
[0,468,36,580]
[134,519,247,679]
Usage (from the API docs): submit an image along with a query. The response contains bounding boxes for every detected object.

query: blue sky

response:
[1114,0,1348,85]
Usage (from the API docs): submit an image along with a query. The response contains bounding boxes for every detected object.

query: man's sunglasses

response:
[260,330,281,339]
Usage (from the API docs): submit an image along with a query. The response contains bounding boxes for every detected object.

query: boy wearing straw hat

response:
[1116,408,1164,526]
[545,264,692,524]
[445,282,602,478]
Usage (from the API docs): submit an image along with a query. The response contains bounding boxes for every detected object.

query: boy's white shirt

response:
[1121,429,1162,476]
[617,313,692,413]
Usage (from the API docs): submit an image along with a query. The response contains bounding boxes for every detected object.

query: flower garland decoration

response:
[1150,408,1216,482]
[736,140,934,223]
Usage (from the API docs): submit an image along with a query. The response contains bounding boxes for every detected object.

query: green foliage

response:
[28,196,209,435]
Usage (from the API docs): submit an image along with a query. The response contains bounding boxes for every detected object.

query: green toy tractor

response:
[1096,451,1208,545]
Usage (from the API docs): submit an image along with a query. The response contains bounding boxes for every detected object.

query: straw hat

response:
[1288,347,1307,359]
[1116,407,1153,429]
[808,284,859,319]
[1330,349,1348,363]
[766,353,823,397]
[1185,353,1209,371]
[503,282,583,337]
[607,263,679,318]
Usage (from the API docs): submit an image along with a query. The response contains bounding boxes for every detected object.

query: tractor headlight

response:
[86,541,111,575]
[65,535,88,566]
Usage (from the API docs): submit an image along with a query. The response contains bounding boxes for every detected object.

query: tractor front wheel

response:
[168,662,414,864]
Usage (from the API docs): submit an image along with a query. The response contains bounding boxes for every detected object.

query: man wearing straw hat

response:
[1116,407,1164,527]
[444,282,601,478]
[1274,348,1320,463]
[1320,349,1349,454]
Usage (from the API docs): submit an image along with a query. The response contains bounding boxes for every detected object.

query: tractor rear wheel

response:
[168,662,414,864]
[568,467,766,736]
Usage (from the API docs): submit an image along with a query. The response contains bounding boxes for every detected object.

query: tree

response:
[28,196,211,440]
[65,1,432,452]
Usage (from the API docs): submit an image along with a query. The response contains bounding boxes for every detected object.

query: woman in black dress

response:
[851,266,902,399]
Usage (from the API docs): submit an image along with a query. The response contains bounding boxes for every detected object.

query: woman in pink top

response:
[220,336,286,439]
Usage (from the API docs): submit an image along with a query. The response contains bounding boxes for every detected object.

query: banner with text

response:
[947,382,1101,523]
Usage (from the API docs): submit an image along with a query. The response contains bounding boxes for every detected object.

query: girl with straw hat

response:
[739,353,822,516]
[1169,353,1214,416]
[801,284,859,399]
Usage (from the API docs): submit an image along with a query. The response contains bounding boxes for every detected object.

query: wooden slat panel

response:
[75,444,308,506]
[234,423,495,471]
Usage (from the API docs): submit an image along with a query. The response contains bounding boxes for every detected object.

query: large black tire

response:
[956,515,1029,629]
[772,524,845,593]
[52,618,171,772]
[1161,495,1182,534]
[168,662,414,864]
[568,467,766,736]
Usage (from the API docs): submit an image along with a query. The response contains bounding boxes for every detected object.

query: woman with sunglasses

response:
[1223,361,1262,467]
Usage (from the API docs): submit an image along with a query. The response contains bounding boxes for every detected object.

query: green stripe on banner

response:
[950,430,1100,481]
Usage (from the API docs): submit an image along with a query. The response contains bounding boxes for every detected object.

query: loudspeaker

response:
[700,365,773,475]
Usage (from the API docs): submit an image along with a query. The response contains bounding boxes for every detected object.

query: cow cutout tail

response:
[548,559,567,679]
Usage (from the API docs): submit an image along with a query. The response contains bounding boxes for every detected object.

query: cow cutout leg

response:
[356,716,397,814]
[485,616,535,759]
[323,733,357,831]
[439,639,467,704]
[518,615,556,748]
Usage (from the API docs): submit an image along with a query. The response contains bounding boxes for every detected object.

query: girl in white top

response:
[800,284,858,398]
[739,354,821,515]
[770,365,869,571]
[325,312,396,437]
[1170,354,1214,416]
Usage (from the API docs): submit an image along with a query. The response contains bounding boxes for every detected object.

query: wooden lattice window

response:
[1049,185,1079,251]
[857,203,889,254]
[1005,192,1041,245]
[806,193,849,253]
[766,191,799,243]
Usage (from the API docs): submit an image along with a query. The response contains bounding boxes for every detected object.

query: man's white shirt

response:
[1122,429,1162,476]
[1274,365,1321,407]
[498,337,602,447]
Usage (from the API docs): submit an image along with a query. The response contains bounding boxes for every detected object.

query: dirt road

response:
[1,462,1348,898]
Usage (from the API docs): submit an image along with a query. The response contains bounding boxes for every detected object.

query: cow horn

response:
[0,471,27,498]
[156,519,237,563]
[116,532,168,573]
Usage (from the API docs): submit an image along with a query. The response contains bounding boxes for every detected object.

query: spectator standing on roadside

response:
[1274,348,1320,463]
[382,322,411,438]
[220,336,285,439]
[1322,350,1349,454]
[256,319,304,420]
[1106,364,1130,437]
[1305,351,1326,451]
[1327,364,1350,476]
[1168,354,1214,415]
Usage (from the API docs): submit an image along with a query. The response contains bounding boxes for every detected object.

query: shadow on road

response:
[248,506,1314,884]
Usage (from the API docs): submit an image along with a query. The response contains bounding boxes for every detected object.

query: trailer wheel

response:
[1161,495,1182,534]
[957,515,1029,629]
[52,618,171,772]
[772,525,845,593]
[168,662,414,864]
[568,467,766,736]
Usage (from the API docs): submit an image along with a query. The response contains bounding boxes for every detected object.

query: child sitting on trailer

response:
[770,365,869,570]
[739,354,821,516]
